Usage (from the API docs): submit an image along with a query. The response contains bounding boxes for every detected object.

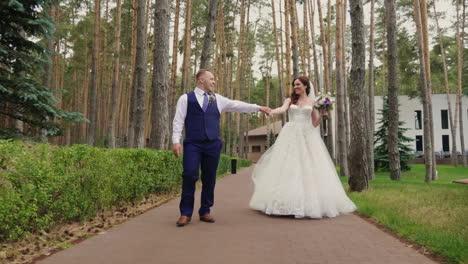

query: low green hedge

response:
[0,140,250,242]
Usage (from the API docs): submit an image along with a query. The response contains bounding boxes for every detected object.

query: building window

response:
[236,147,249,153]
[442,135,450,152]
[441,110,448,129]
[252,145,261,152]
[416,135,423,152]
[415,110,422,130]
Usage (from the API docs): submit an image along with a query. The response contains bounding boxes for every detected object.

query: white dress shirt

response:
[172,87,260,144]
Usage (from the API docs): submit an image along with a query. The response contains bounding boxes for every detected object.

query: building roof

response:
[247,120,283,136]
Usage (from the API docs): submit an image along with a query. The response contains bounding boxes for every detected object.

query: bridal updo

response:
[290,76,311,105]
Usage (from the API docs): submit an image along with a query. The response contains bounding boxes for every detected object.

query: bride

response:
[249,76,356,218]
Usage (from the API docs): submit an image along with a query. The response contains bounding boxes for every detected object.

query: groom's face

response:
[201,71,216,94]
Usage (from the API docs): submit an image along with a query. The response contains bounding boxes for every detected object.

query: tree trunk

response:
[278,1,286,106]
[317,0,329,94]
[214,0,225,147]
[87,0,101,146]
[128,0,138,147]
[324,0,336,162]
[144,0,153,143]
[168,0,181,148]
[457,0,467,167]
[386,0,401,180]
[214,0,225,95]
[326,0,332,94]
[181,0,193,94]
[54,9,61,111]
[307,0,320,93]
[132,0,148,148]
[348,0,369,191]
[200,0,219,69]
[433,2,458,166]
[217,0,227,151]
[284,0,292,96]
[193,27,199,77]
[119,61,130,146]
[303,0,311,77]
[266,73,271,147]
[108,0,122,149]
[242,0,253,159]
[81,52,91,143]
[343,0,350,150]
[100,0,110,142]
[271,0,285,125]
[324,0,334,161]
[317,0,333,156]
[335,0,348,177]
[150,0,170,149]
[226,2,237,156]
[226,57,233,156]
[420,0,438,179]
[289,0,300,77]
[236,0,247,158]
[367,0,376,179]
[40,7,56,142]
[413,0,434,182]
[53,10,62,144]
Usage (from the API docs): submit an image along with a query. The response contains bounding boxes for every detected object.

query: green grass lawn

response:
[340,164,468,264]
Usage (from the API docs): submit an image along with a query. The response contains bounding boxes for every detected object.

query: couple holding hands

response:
[172,69,356,227]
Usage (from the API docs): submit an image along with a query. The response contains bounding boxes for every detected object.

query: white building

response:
[373,94,468,157]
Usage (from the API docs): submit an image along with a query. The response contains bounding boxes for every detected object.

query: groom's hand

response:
[173,143,182,157]
[259,106,272,116]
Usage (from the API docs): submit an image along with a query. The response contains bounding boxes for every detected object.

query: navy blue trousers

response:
[180,139,223,217]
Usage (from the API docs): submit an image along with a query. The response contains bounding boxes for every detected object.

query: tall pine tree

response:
[0,0,84,138]
[374,96,414,171]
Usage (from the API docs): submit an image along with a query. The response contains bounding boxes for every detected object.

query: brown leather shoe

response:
[176,216,191,227]
[199,214,215,223]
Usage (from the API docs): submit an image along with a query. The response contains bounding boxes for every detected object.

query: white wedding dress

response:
[249,104,356,218]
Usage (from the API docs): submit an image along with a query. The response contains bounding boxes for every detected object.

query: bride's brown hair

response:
[290,76,311,105]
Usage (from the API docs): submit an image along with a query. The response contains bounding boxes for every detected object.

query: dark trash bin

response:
[231,159,237,174]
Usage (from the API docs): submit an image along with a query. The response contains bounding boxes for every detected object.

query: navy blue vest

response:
[185,91,220,141]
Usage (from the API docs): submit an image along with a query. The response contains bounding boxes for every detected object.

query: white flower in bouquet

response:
[314,92,334,120]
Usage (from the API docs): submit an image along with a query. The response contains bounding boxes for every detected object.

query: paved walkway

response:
[38,167,435,264]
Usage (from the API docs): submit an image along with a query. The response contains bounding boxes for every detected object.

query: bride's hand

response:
[259,106,272,116]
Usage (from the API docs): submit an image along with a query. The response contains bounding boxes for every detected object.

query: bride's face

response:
[293,79,306,95]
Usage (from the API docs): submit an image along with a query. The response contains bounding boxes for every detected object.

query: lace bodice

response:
[288,104,313,124]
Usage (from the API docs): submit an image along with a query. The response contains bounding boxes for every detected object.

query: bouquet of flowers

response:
[314,92,334,120]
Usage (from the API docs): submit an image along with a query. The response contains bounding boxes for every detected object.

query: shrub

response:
[0,140,250,242]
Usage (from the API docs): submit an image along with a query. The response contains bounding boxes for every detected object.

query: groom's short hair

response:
[196,69,212,81]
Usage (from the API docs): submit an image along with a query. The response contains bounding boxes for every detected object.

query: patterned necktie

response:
[202,92,209,112]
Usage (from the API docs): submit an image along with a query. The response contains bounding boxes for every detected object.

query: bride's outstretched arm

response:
[270,98,291,115]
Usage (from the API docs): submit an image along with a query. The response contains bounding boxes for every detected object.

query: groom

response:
[172,69,271,227]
